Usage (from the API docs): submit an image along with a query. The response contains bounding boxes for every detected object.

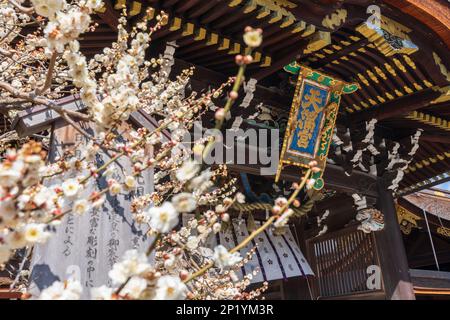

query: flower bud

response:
[229,91,238,100]
[215,108,225,120]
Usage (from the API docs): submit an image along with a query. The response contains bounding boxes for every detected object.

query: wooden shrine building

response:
[4,0,450,300]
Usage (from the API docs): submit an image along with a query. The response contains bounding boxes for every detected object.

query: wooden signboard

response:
[276,64,359,190]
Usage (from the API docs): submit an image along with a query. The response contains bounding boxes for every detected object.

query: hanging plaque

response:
[276,64,358,189]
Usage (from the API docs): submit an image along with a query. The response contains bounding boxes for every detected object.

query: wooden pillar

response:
[375,180,416,300]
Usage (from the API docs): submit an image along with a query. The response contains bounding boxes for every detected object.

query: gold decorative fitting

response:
[243,0,257,13]
[232,0,303,34]
[280,16,295,28]
[218,38,230,50]
[431,86,450,104]
[129,1,142,16]
[182,23,194,36]
[397,204,421,235]
[367,70,379,83]
[393,58,407,73]
[433,52,450,82]
[356,16,418,57]
[169,17,182,31]
[257,7,271,18]
[291,21,306,33]
[273,0,297,8]
[437,226,450,238]
[386,92,394,100]
[253,51,262,63]
[302,24,316,37]
[358,73,369,86]
[406,111,450,131]
[413,83,423,91]
[228,42,241,55]
[261,56,272,67]
[95,4,106,13]
[403,55,416,70]
[385,63,397,76]
[395,89,403,97]
[423,80,434,88]
[194,28,207,41]
[322,9,347,30]
[374,66,387,80]
[404,86,413,94]
[206,33,219,46]
[303,31,331,55]
[114,0,126,10]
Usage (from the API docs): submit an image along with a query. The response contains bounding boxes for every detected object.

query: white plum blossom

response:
[109,181,122,195]
[61,178,81,198]
[171,193,196,213]
[24,223,51,244]
[73,199,90,216]
[34,187,56,208]
[146,202,179,233]
[243,28,263,48]
[108,249,151,285]
[0,159,23,187]
[121,276,147,299]
[31,0,66,18]
[124,176,137,190]
[39,278,83,300]
[306,179,316,190]
[176,160,200,182]
[81,0,104,11]
[90,285,113,300]
[154,275,187,300]
[213,245,243,269]
[44,8,92,53]
[186,236,200,250]
[236,192,246,204]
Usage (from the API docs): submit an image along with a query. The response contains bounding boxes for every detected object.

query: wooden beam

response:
[419,133,450,145]
[251,39,307,80]
[349,88,442,123]
[96,0,120,31]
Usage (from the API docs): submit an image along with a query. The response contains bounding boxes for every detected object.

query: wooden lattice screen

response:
[306,225,384,299]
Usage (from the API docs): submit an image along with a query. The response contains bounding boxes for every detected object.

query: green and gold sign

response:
[276,63,358,190]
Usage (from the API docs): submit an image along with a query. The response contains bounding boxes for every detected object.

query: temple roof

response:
[404,189,450,221]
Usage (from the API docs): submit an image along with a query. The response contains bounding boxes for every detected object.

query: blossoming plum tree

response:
[0,0,319,300]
